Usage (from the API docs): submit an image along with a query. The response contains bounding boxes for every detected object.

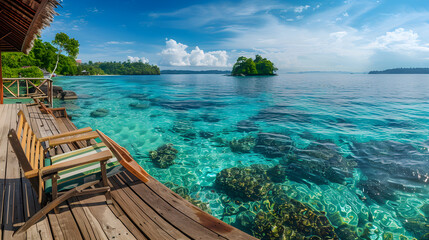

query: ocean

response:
[54,74,429,239]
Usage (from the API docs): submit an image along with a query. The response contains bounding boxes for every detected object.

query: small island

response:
[369,68,429,74]
[232,55,277,76]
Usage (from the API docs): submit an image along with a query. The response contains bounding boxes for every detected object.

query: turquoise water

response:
[54,74,429,239]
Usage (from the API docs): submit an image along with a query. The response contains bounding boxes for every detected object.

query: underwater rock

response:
[164,182,212,214]
[128,93,149,100]
[200,113,221,123]
[229,136,256,153]
[402,217,429,240]
[236,120,259,132]
[172,120,194,133]
[199,131,214,139]
[266,165,287,183]
[171,120,198,140]
[149,144,178,168]
[68,113,81,119]
[211,137,229,147]
[251,106,313,124]
[129,102,150,109]
[279,141,357,185]
[421,203,429,218]
[335,224,359,240]
[358,179,397,204]
[58,90,78,100]
[154,99,226,110]
[240,197,338,240]
[351,140,429,185]
[182,132,197,140]
[90,108,109,118]
[83,101,93,106]
[78,94,95,99]
[254,132,293,158]
[61,103,81,111]
[215,165,273,201]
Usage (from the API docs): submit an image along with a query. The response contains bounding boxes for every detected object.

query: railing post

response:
[49,79,53,107]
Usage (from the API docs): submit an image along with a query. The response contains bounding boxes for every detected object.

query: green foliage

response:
[1,32,160,76]
[232,55,278,76]
[86,60,160,75]
[1,37,78,76]
[52,32,80,58]
[2,66,43,78]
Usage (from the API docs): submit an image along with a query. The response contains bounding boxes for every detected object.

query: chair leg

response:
[100,160,112,204]
[13,180,100,236]
[52,174,59,214]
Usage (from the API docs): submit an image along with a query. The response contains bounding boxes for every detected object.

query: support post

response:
[0,49,3,104]
[49,79,53,107]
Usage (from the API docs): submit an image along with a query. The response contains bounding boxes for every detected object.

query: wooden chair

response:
[8,111,121,236]
[38,101,68,118]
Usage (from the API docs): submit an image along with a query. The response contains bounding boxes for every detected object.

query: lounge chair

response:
[8,111,122,235]
[38,101,68,118]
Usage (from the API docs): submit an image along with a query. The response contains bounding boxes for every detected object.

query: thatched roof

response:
[0,0,60,54]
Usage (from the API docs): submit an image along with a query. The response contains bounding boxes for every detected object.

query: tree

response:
[51,32,79,77]
[231,55,277,76]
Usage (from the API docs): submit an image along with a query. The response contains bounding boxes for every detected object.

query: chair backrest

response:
[97,130,150,183]
[8,111,44,174]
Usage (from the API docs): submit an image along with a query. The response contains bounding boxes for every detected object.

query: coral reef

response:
[216,165,273,201]
[236,186,339,240]
[164,182,212,214]
[266,164,287,183]
[229,136,256,153]
[254,132,293,158]
[149,144,178,168]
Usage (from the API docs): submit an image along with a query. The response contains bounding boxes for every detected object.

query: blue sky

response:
[42,0,429,72]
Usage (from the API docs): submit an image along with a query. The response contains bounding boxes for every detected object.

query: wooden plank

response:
[67,197,101,240]
[108,200,148,240]
[109,176,185,240]
[116,173,226,240]
[0,104,10,235]
[2,104,26,239]
[78,194,136,240]
[124,172,256,240]
[22,177,42,240]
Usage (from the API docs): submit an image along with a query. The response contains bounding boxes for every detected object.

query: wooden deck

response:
[0,104,256,240]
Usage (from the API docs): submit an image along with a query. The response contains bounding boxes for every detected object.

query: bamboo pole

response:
[0,49,3,104]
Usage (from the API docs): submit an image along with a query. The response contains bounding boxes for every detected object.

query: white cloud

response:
[294,5,310,13]
[330,31,348,40]
[127,56,149,63]
[370,28,429,52]
[160,39,228,67]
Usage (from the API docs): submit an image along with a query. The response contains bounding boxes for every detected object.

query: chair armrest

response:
[39,127,93,142]
[50,107,66,111]
[24,150,112,178]
[48,131,99,147]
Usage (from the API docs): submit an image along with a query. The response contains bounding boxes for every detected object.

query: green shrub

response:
[2,66,43,78]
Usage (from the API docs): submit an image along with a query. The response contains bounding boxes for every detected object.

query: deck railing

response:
[2,78,53,106]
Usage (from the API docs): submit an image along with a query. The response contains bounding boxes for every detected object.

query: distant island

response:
[161,70,230,74]
[232,55,277,76]
[369,68,429,74]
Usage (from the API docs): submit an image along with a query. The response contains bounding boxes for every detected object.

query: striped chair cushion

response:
[44,142,123,193]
